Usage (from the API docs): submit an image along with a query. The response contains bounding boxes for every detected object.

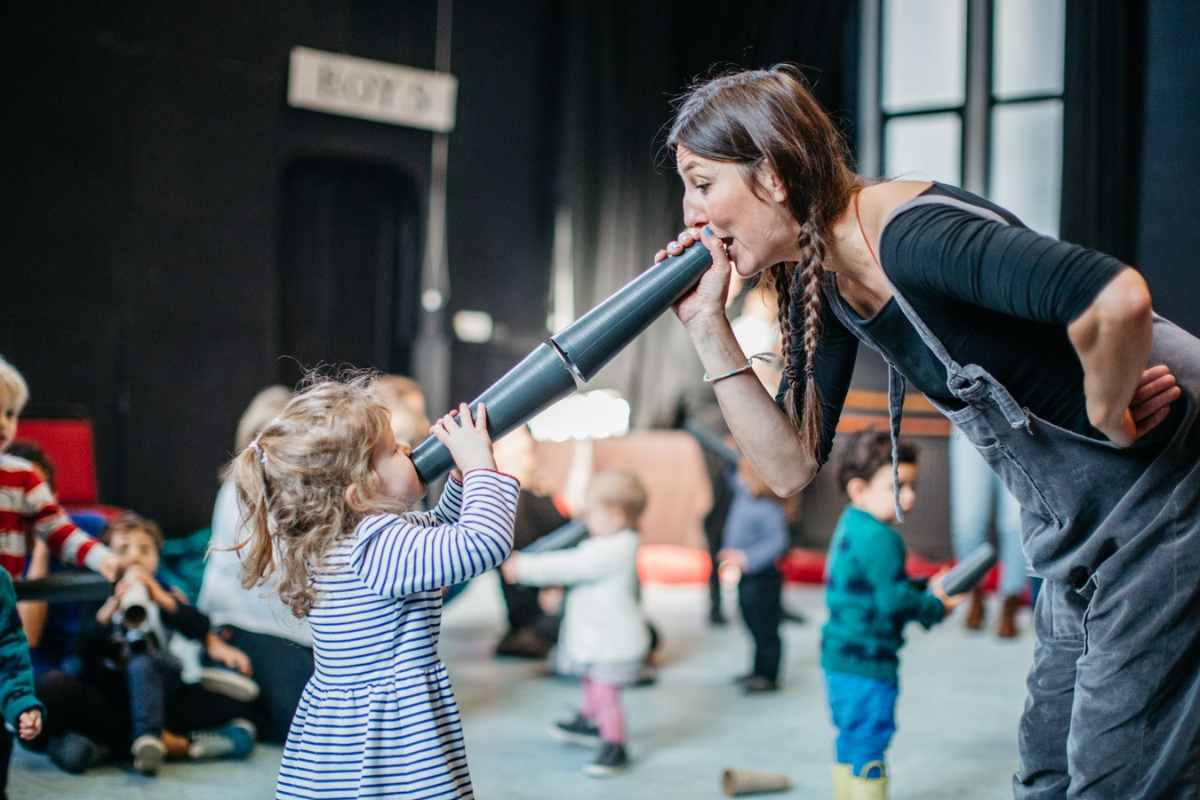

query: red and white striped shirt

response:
[0,453,112,579]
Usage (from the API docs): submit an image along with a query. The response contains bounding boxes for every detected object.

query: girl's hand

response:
[431,403,497,475]
[18,708,42,740]
[655,228,732,331]
[1124,364,1181,442]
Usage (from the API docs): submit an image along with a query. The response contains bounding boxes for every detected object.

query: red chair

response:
[15,407,124,523]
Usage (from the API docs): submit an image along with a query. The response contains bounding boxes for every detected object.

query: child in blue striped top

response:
[229,375,519,799]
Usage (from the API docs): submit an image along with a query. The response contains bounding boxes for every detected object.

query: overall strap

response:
[876,195,1032,431]
[856,190,912,521]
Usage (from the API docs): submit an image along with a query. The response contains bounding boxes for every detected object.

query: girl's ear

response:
[344,484,368,513]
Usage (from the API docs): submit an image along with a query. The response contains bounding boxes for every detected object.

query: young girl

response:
[229,375,518,799]
[501,469,651,778]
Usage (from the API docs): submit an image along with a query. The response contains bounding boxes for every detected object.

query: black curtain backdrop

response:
[555,0,858,427]
[1059,0,1146,264]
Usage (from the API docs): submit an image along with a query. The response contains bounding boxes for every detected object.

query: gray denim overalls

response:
[827,195,1200,799]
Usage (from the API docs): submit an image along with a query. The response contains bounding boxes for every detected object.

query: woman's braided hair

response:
[667,64,859,459]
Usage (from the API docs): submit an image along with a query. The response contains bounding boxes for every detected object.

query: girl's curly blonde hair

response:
[226,373,412,618]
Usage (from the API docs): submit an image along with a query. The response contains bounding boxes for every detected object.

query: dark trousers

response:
[216,627,313,745]
[703,452,735,618]
[26,668,251,754]
[738,566,783,681]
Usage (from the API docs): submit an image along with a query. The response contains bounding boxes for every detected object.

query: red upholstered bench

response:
[15,413,124,523]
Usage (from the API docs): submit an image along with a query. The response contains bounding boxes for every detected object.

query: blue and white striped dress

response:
[276,470,519,799]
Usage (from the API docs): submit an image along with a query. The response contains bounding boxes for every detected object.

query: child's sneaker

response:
[187,718,257,760]
[583,743,629,777]
[548,712,602,747]
[199,667,261,702]
[131,734,167,775]
[47,732,111,773]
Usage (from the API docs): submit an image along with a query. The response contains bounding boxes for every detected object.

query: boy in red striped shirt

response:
[0,355,117,582]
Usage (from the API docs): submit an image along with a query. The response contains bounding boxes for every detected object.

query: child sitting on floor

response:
[823,431,960,800]
[502,468,651,778]
[32,512,256,775]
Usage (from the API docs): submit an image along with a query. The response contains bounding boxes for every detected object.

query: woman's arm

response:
[666,230,819,497]
[1067,268,1155,447]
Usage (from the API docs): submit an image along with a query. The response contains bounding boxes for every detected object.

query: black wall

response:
[4,1,1197,538]
[2,2,557,534]
[1137,0,1200,335]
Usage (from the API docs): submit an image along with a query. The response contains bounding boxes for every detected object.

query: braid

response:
[796,219,827,459]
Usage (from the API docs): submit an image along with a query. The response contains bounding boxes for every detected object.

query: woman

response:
[658,65,1197,799]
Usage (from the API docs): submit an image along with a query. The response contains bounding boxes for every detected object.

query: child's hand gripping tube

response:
[410,244,715,484]
[934,543,998,596]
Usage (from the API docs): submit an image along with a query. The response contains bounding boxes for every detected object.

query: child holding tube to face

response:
[822,431,961,799]
[31,512,257,775]
[229,374,518,799]
[501,469,651,778]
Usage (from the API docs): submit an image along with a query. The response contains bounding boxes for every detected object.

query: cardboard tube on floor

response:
[721,767,791,796]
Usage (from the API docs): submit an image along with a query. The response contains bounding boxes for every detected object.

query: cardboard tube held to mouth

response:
[411,244,715,484]
[721,767,791,796]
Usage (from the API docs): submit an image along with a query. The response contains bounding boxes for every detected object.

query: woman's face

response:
[676,147,800,278]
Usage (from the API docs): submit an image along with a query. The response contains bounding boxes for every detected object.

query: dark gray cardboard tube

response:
[937,543,998,596]
[14,572,113,603]
[551,244,713,381]
[411,244,717,484]
[522,519,589,553]
[410,343,578,483]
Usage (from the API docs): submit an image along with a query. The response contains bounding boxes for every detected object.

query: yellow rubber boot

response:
[847,760,888,800]
[832,763,853,800]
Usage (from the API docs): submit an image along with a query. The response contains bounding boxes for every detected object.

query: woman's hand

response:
[432,403,497,476]
[1123,364,1181,442]
[655,228,732,331]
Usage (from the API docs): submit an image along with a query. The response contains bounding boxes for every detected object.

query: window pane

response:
[994,0,1065,99]
[989,100,1063,236]
[885,113,962,184]
[882,0,967,112]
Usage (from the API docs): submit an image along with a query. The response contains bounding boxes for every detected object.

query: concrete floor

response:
[10,574,1033,799]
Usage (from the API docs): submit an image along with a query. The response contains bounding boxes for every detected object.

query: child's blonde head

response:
[0,355,29,411]
[234,385,292,452]
[588,469,649,528]
[228,372,408,618]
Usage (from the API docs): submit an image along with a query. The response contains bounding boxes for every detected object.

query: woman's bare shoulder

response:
[865,180,934,212]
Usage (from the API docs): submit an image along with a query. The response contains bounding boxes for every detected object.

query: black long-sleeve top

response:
[777,183,1127,466]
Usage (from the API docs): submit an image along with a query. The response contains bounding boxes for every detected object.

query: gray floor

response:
[10,574,1033,799]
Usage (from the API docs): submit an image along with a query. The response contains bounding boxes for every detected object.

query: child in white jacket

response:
[501,469,650,777]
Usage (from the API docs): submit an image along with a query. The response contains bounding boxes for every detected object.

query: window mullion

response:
[963,0,993,196]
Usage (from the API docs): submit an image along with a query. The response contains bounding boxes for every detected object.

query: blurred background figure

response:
[198,385,313,745]
[491,425,570,660]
